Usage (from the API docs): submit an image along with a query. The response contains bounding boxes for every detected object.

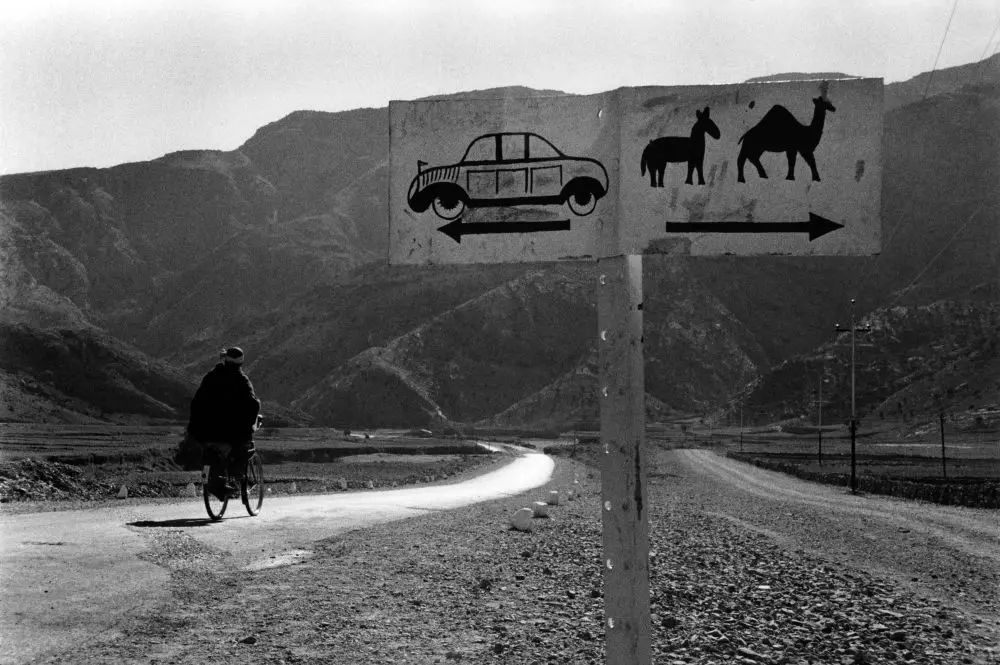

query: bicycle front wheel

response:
[204,481,229,521]
[243,452,264,516]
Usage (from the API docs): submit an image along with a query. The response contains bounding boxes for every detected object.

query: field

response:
[723,427,1000,480]
[547,421,1000,508]
[4,419,996,508]
[0,424,505,506]
[702,421,1000,507]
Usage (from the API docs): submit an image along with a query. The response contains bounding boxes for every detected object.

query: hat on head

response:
[222,347,245,365]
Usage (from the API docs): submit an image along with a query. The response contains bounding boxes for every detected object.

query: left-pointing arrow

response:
[664,212,844,242]
[438,219,572,243]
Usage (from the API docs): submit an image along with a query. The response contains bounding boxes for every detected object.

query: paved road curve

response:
[0,450,554,665]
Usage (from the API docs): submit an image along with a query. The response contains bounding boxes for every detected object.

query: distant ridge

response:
[745,72,858,83]
[416,86,567,101]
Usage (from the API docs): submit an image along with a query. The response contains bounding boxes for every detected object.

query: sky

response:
[2,0,999,175]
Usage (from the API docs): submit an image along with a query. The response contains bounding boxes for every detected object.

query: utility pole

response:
[739,389,745,453]
[939,411,947,480]
[814,356,835,466]
[817,374,823,465]
[836,299,870,494]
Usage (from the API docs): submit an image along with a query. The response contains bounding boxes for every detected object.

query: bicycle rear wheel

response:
[204,478,229,521]
[243,451,264,516]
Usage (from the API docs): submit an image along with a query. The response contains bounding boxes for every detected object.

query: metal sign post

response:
[597,254,651,664]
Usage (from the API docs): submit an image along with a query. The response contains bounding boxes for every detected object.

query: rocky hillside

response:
[0,320,308,426]
[867,81,1000,307]
[884,52,1000,111]
[0,110,385,351]
[0,322,195,423]
[738,301,1000,431]
[1,57,997,427]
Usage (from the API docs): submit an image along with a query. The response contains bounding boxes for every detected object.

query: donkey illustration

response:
[641,107,721,187]
[736,96,836,183]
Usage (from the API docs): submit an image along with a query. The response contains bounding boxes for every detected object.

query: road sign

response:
[389,79,882,265]
[387,77,884,665]
[389,93,617,265]
[620,80,881,256]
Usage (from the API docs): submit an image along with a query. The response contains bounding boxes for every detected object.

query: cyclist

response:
[187,346,261,499]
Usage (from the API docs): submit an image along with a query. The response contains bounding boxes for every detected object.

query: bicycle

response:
[201,416,265,521]
[201,447,265,521]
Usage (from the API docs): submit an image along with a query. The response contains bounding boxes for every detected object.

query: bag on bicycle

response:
[173,432,205,471]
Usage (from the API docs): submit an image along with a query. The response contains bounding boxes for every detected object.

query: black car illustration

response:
[407,132,609,220]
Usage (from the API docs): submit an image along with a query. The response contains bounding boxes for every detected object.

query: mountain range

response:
[1,55,997,431]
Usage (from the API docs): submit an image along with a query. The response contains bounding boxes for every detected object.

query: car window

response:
[528,135,561,159]
[500,135,526,162]
[462,136,496,162]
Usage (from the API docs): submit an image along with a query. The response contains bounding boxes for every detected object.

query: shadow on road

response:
[127,518,218,528]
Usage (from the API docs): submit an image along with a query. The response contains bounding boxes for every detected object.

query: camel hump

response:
[756,105,801,128]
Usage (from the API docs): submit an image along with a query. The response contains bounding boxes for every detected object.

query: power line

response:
[885,203,985,307]
[850,193,988,302]
[924,0,961,100]
[854,2,994,310]
[847,211,906,306]
[977,15,1000,81]
[982,17,1000,60]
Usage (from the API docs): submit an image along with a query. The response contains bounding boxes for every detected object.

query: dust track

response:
[672,449,1000,626]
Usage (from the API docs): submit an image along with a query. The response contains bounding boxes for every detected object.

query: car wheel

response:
[432,194,466,220]
[567,186,597,216]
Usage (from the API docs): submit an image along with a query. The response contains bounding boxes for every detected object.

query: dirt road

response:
[4,446,998,664]
[7,447,998,664]
[0,450,554,665]
[670,449,1000,627]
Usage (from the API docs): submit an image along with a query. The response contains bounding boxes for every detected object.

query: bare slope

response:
[0,322,194,422]
[739,301,1000,429]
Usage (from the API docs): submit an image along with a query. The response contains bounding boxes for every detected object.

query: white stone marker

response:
[511,508,534,532]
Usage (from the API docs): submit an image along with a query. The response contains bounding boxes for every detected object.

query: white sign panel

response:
[389,79,882,264]
[619,79,882,256]
[389,93,618,265]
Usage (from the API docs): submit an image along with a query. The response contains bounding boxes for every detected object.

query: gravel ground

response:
[39,447,999,665]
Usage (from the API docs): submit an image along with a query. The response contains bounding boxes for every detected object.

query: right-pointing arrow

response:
[665,212,844,241]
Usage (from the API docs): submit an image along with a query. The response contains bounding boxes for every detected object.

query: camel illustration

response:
[736,96,836,183]
[640,107,721,187]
